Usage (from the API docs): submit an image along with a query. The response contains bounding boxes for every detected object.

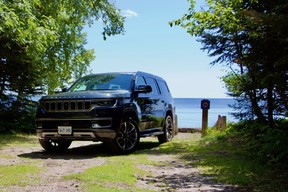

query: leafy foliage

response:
[227,120,288,164]
[0,97,37,133]
[0,0,124,132]
[189,128,288,191]
[171,0,288,126]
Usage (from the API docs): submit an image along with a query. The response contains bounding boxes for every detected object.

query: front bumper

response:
[36,117,117,141]
[35,104,123,141]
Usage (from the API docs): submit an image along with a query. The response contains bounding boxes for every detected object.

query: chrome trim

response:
[36,117,112,121]
[40,132,96,138]
[73,132,95,138]
[91,124,111,129]
[40,100,92,112]
[39,99,117,112]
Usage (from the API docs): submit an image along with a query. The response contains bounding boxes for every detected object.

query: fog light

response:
[91,119,111,128]
[92,123,100,128]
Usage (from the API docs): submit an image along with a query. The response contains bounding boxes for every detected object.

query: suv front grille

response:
[40,100,91,112]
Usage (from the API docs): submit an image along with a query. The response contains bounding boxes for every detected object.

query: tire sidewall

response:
[158,115,174,143]
[112,117,140,154]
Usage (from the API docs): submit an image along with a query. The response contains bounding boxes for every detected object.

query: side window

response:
[145,77,159,96]
[135,76,146,88]
[157,80,170,95]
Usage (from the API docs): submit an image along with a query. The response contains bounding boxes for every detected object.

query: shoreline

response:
[178,128,202,133]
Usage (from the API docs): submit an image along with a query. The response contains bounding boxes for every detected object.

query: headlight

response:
[91,99,117,107]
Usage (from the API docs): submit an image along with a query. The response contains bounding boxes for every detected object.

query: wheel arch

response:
[164,109,174,126]
[166,109,173,120]
[122,109,139,125]
[165,109,177,136]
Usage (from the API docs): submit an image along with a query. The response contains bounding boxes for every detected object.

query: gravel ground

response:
[0,133,237,192]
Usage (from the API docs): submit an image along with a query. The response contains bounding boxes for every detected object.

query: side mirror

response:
[135,85,152,93]
[54,87,67,94]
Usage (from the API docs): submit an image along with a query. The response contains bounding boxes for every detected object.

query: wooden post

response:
[202,109,208,136]
[215,115,227,130]
[200,99,210,137]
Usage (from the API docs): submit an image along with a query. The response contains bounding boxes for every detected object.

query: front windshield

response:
[69,73,133,92]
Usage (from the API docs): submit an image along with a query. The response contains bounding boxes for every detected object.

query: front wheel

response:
[158,115,174,144]
[39,139,72,153]
[111,118,140,154]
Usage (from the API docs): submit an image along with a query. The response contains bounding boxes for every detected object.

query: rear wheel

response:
[112,118,140,154]
[174,114,178,135]
[39,139,72,153]
[158,115,174,144]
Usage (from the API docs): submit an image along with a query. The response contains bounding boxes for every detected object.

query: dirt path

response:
[0,133,236,192]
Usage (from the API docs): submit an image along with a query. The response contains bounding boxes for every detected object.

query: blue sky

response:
[84,0,228,98]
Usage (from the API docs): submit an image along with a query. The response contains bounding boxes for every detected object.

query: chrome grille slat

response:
[41,100,91,112]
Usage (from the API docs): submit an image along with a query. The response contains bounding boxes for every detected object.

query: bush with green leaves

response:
[227,120,288,164]
[0,97,37,134]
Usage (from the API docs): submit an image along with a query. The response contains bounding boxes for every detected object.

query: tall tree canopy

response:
[0,0,124,96]
[171,0,288,127]
[0,0,124,132]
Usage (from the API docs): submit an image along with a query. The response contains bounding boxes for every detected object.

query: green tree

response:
[171,0,288,127]
[0,0,124,95]
[0,0,124,132]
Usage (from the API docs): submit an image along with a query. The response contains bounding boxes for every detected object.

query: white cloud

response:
[122,9,138,17]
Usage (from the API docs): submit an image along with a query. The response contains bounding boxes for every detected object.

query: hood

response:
[40,90,131,101]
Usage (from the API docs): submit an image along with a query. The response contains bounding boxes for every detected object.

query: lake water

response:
[174,98,236,128]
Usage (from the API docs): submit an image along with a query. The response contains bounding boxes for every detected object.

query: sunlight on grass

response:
[66,155,153,192]
[178,131,260,185]
[0,134,38,149]
[146,133,201,155]
[0,154,13,159]
[86,184,143,192]
[136,131,287,191]
[0,164,41,186]
[0,131,285,191]
[175,129,287,191]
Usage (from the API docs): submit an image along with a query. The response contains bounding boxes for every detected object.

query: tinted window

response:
[157,80,170,95]
[145,77,159,96]
[135,76,146,88]
[69,74,133,92]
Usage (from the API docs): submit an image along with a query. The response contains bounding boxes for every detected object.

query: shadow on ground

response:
[15,134,248,192]
[18,140,161,160]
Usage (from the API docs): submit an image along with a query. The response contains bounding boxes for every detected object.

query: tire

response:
[158,115,174,144]
[174,114,179,135]
[39,139,72,153]
[112,118,140,154]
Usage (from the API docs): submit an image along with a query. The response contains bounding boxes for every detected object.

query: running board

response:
[140,131,164,137]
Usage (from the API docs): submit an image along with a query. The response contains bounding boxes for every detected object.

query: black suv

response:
[36,71,177,153]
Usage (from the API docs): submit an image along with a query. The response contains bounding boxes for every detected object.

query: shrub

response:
[0,97,37,134]
[227,120,288,165]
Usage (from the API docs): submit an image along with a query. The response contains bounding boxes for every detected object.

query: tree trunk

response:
[248,90,267,123]
[267,86,274,128]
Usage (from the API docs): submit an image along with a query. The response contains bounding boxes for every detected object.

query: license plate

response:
[58,126,72,135]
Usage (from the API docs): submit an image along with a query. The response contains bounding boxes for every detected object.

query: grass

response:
[0,134,41,191]
[0,132,287,191]
[0,134,38,149]
[0,164,41,186]
[66,155,152,192]
[63,133,217,192]
[177,129,288,191]
[137,131,288,191]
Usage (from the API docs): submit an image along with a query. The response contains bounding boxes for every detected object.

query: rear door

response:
[156,79,173,117]
[144,77,164,128]
[135,76,152,129]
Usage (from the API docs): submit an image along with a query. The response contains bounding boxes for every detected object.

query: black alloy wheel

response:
[113,118,140,154]
[158,115,174,143]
